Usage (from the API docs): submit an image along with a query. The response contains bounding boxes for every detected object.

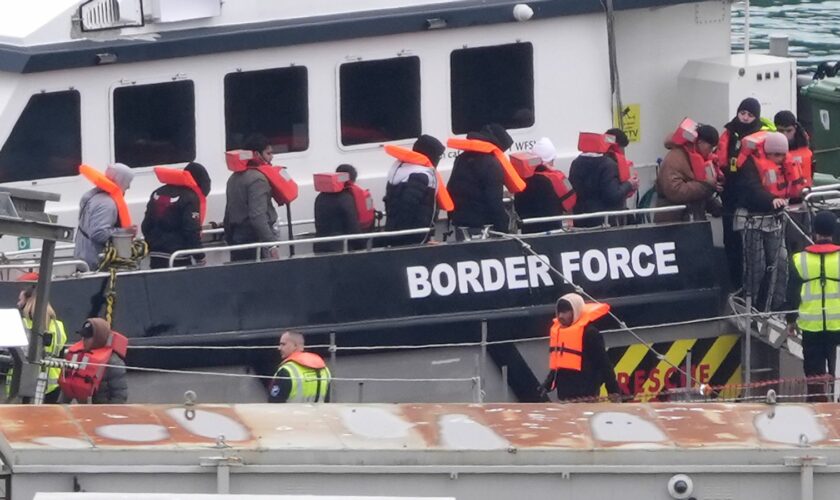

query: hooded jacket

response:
[568,154,632,227]
[447,125,514,232]
[313,189,362,253]
[654,140,719,223]
[513,165,565,233]
[82,318,128,404]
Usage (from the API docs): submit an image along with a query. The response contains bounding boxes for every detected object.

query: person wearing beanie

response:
[447,123,514,236]
[786,210,840,401]
[716,97,775,291]
[539,293,621,401]
[74,163,138,270]
[382,134,446,246]
[313,164,364,254]
[513,137,569,233]
[655,122,722,223]
[142,161,212,269]
[736,131,791,311]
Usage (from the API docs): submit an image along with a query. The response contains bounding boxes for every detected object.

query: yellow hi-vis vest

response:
[793,244,840,332]
[5,318,67,397]
[273,352,331,403]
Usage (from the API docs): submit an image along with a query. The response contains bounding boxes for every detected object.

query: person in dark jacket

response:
[774,110,810,151]
[717,97,772,290]
[383,135,446,246]
[142,162,211,269]
[568,135,637,228]
[540,293,621,401]
[314,164,362,254]
[59,318,128,404]
[447,123,514,237]
[513,137,568,233]
[736,131,790,311]
[223,134,279,262]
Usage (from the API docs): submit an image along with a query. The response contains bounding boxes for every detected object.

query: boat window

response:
[339,56,421,146]
[450,42,535,134]
[224,66,309,153]
[0,90,81,183]
[113,80,196,167]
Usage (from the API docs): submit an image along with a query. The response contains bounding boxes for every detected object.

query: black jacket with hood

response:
[568,154,632,227]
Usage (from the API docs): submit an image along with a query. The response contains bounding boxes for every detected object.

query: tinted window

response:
[340,56,421,146]
[113,80,196,167]
[450,43,534,134]
[0,91,81,183]
[224,66,309,153]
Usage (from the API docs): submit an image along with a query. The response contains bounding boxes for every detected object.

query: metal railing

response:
[201,219,316,236]
[804,190,840,203]
[169,227,431,267]
[520,205,686,227]
[0,259,89,273]
[1,244,76,261]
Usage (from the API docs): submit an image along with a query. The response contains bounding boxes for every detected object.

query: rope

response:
[96,239,149,324]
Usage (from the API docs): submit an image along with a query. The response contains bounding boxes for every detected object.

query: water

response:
[731,0,840,73]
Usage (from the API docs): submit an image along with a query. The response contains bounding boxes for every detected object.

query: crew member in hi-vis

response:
[786,211,840,402]
[540,293,621,401]
[268,331,331,403]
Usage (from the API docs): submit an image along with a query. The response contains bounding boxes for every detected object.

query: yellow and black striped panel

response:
[600,335,741,401]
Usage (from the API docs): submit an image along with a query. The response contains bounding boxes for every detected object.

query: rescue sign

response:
[601,335,741,401]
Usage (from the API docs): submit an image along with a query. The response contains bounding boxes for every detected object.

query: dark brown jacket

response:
[654,142,719,223]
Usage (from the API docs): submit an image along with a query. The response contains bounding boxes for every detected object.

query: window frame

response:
[109,75,197,168]
[335,54,423,151]
[223,64,311,157]
[449,41,536,135]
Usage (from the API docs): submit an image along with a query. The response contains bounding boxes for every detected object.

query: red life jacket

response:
[735,132,788,198]
[549,303,610,372]
[347,183,375,231]
[788,145,813,192]
[670,118,717,183]
[153,167,207,224]
[447,138,526,193]
[384,145,455,211]
[79,164,132,227]
[225,150,299,205]
[58,331,128,402]
[578,132,613,154]
[535,170,577,213]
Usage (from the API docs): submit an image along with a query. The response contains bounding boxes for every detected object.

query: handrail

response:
[1,244,76,260]
[803,183,840,194]
[0,259,89,273]
[169,227,431,267]
[804,190,840,203]
[201,219,316,236]
[520,205,686,225]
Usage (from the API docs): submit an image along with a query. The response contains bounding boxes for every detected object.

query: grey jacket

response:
[73,188,120,269]
[223,169,279,245]
[92,352,128,404]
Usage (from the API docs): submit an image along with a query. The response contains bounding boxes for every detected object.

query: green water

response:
[732,0,840,73]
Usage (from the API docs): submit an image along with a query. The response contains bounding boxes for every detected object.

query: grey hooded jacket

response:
[73,188,120,269]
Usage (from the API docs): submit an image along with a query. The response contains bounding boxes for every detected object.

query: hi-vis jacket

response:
[792,243,840,332]
[4,318,67,398]
[271,352,331,403]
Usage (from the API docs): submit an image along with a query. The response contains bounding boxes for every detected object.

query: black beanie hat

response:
[696,124,720,146]
[737,97,761,118]
[413,134,446,167]
[774,110,797,128]
[481,123,514,151]
[185,162,211,196]
[814,211,837,237]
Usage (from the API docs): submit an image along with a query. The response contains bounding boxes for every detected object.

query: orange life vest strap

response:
[348,182,375,230]
[534,170,577,212]
[386,145,455,211]
[154,167,207,224]
[79,164,132,228]
[286,351,327,370]
[447,138,526,193]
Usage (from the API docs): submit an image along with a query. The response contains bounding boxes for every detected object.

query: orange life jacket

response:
[735,132,789,198]
[58,331,128,402]
[225,150,299,205]
[549,303,610,371]
[578,132,613,154]
[384,145,455,211]
[788,145,813,192]
[447,138,526,193]
[285,351,327,370]
[79,164,132,228]
[608,145,636,197]
[348,182,375,231]
[670,118,717,183]
[153,167,207,224]
[535,170,577,213]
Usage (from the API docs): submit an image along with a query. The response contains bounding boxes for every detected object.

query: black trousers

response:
[802,331,839,402]
[723,213,743,290]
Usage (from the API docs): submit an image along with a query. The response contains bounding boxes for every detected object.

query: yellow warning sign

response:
[600,335,741,401]
[614,103,641,143]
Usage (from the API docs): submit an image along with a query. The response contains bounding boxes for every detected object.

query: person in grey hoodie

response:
[74,163,136,270]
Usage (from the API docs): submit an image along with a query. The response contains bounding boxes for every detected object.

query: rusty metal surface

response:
[3,403,840,465]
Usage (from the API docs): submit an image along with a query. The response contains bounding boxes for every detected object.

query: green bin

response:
[801,77,840,177]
